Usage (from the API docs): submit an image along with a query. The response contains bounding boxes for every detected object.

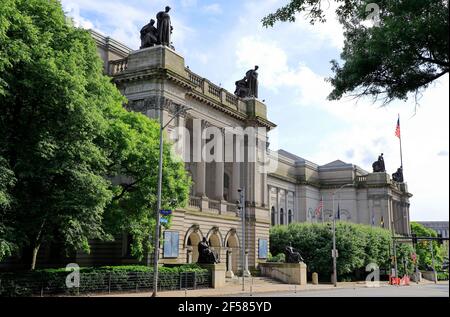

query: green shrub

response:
[0,264,209,296]
[267,252,285,263]
[270,222,395,281]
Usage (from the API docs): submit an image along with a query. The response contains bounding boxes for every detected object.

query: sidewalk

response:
[94,280,402,297]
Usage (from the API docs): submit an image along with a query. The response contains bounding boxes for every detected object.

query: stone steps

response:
[225,276,282,285]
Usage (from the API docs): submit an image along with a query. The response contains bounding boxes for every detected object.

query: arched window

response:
[280,208,284,225]
[271,207,275,226]
[288,209,293,224]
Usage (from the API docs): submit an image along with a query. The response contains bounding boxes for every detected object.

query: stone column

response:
[232,162,240,202]
[215,129,225,215]
[226,250,234,278]
[187,247,193,264]
[244,250,251,277]
[215,161,224,201]
[194,119,206,198]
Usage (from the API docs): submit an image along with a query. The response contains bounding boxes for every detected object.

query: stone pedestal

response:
[200,263,226,289]
[259,262,307,285]
[312,272,319,285]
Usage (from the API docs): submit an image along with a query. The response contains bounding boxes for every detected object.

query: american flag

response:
[315,198,323,217]
[395,115,401,138]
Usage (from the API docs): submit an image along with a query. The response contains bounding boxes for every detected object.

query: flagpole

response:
[398,114,404,175]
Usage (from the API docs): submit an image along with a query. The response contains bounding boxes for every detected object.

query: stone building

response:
[0,30,413,272]
[90,30,412,273]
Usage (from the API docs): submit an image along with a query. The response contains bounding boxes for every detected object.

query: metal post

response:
[332,193,337,287]
[150,104,191,297]
[430,239,437,283]
[239,188,246,292]
[151,105,164,297]
[393,238,398,281]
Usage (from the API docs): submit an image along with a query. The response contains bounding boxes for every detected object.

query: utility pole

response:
[238,188,246,292]
[151,102,191,297]
[430,239,437,284]
[331,183,353,287]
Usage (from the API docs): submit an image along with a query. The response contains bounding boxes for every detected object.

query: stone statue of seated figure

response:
[140,19,158,49]
[392,166,404,183]
[197,237,219,264]
[372,153,386,173]
[234,77,249,98]
[284,246,304,263]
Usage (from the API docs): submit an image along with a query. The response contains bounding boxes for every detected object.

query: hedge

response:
[270,222,415,282]
[0,264,210,296]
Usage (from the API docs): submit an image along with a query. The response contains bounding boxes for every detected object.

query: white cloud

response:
[202,3,222,15]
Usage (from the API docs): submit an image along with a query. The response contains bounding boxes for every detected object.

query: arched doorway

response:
[185,228,202,263]
[225,230,240,275]
[207,228,222,262]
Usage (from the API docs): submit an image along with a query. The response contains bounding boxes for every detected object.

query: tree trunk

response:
[31,244,40,271]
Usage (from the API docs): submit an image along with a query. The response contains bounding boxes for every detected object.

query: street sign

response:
[160,210,172,216]
[332,249,339,258]
[160,217,169,225]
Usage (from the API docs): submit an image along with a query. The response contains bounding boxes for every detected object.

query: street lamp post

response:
[151,102,191,297]
[237,188,246,292]
[331,183,354,287]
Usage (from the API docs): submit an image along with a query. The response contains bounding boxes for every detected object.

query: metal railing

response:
[0,271,211,297]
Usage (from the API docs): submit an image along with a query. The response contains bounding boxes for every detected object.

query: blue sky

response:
[62,0,449,221]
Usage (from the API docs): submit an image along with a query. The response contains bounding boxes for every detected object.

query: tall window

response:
[288,209,293,224]
[223,173,230,201]
[271,207,275,225]
[280,208,284,225]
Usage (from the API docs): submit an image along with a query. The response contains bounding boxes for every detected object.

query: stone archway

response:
[207,227,223,262]
[184,226,203,263]
[225,229,240,276]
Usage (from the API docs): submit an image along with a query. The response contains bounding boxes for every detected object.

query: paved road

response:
[224,282,449,297]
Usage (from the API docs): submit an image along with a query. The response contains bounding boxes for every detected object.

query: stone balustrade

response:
[208,199,221,213]
[189,196,201,209]
[109,58,128,75]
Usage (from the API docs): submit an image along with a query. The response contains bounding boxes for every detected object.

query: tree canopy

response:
[0,0,190,269]
[262,0,449,104]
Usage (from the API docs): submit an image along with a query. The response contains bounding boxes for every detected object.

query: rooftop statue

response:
[372,153,386,173]
[392,166,404,183]
[234,66,259,98]
[140,19,158,49]
[156,6,173,47]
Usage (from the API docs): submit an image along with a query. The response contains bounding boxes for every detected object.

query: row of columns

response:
[190,118,241,202]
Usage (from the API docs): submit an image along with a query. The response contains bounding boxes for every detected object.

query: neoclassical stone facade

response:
[1,31,412,271]
[89,30,412,273]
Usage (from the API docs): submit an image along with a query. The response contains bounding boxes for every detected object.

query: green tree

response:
[411,222,444,270]
[262,0,449,104]
[0,0,190,269]
[102,108,191,260]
